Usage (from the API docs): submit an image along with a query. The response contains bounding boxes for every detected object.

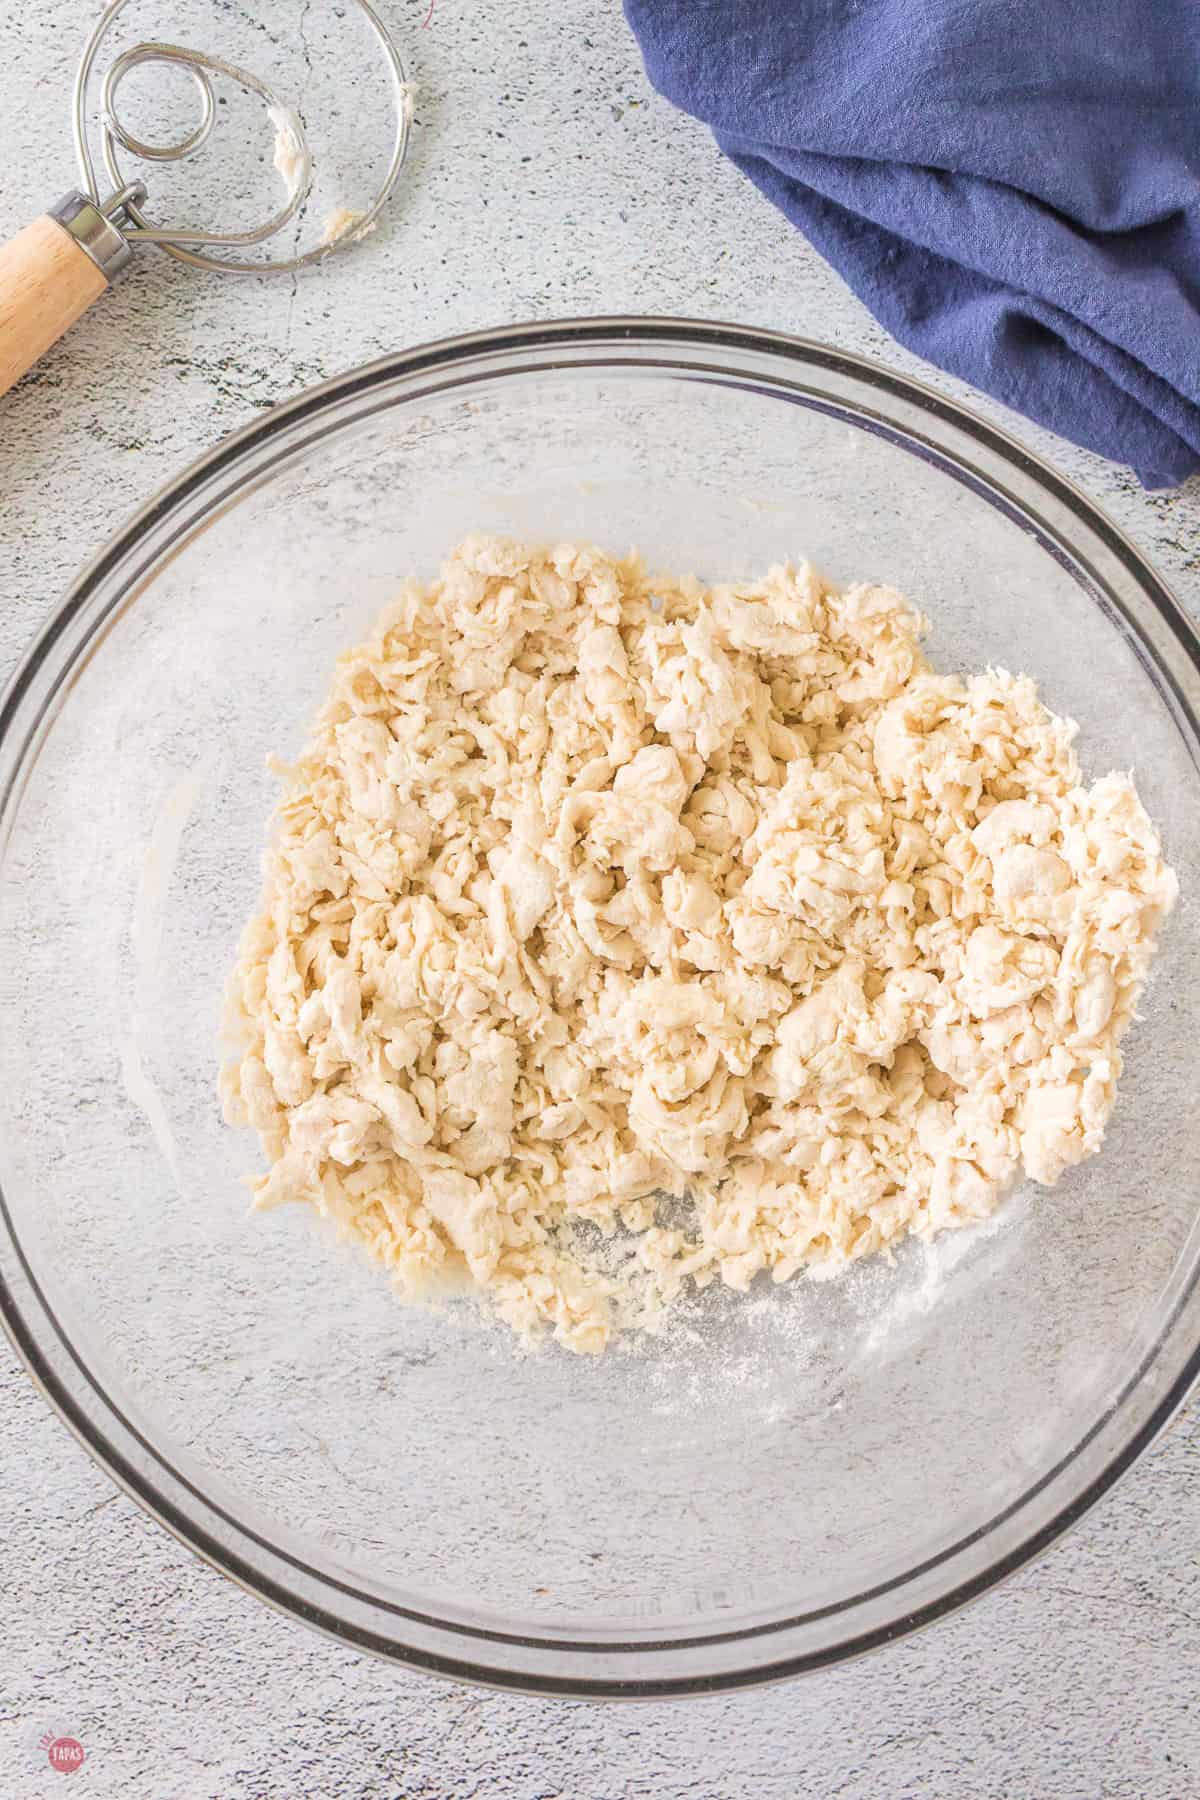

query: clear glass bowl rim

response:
[2,315,1199,1699]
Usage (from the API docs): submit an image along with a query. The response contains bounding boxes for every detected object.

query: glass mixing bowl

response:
[2,320,1199,1697]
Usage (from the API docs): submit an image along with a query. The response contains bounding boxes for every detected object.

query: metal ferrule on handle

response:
[49,188,135,281]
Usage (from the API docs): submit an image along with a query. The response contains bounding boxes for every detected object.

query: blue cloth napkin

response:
[625,0,1200,488]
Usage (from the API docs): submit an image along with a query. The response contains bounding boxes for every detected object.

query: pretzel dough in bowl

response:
[221,537,1176,1352]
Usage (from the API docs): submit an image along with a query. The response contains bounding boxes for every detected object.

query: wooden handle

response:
[0,215,109,399]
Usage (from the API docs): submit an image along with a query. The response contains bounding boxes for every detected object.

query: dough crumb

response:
[319,207,377,248]
[267,104,309,202]
[221,539,1177,1353]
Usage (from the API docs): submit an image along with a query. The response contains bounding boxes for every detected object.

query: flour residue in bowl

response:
[220,537,1176,1352]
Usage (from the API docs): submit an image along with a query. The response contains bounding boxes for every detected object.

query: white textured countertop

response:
[3,4,1199,1796]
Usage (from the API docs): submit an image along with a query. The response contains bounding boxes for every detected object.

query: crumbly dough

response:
[319,208,377,248]
[221,537,1177,1352]
[267,104,308,201]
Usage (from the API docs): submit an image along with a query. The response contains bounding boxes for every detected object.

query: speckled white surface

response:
[2,3,1200,1795]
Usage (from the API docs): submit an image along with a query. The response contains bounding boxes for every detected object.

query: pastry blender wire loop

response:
[72,0,413,274]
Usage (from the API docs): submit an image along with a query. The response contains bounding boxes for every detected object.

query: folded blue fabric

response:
[625,0,1200,488]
